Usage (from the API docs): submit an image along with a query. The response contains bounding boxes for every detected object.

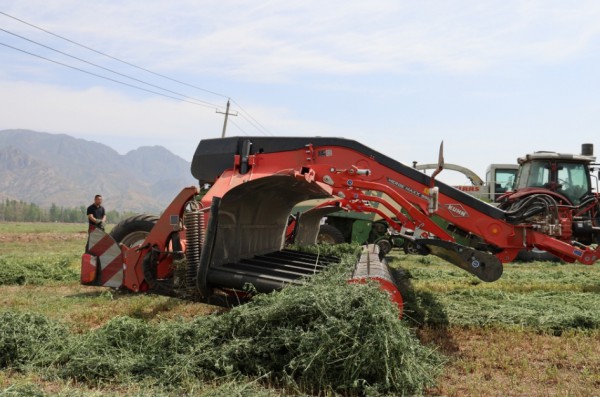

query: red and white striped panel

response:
[87,229,124,288]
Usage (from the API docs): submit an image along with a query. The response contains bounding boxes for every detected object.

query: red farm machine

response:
[81,137,600,314]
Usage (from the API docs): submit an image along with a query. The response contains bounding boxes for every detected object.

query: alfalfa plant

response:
[0,311,69,370]
[1,244,445,396]
[0,255,78,286]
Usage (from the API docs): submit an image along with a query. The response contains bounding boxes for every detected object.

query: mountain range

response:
[0,129,197,213]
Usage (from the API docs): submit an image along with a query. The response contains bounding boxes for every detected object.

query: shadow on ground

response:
[391,267,460,354]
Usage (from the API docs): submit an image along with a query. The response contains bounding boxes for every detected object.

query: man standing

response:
[87,194,106,232]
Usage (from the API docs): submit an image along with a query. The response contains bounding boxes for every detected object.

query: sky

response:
[1,0,600,184]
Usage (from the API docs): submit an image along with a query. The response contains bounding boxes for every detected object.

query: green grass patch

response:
[0,256,79,286]
[0,223,88,234]
[430,289,600,332]
[388,252,600,333]
[0,246,444,396]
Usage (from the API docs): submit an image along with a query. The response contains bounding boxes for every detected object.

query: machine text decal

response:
[445,203,469,218]
[386,177,427,200]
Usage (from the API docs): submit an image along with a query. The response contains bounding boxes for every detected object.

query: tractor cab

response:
[514,151,595,205]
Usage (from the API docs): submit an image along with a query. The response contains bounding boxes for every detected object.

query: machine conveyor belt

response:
[206,249,340,293]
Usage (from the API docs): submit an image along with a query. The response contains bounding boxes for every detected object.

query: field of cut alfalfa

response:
[0,222,599,396]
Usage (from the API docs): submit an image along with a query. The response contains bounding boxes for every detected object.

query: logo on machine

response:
[445,203,469,218]
[456,185,481,192]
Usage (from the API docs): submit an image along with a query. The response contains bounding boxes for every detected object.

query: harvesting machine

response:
[82,137,600,314]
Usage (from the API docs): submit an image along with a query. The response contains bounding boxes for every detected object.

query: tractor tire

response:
[110,214,158,248]
[375,238,393,256]
[515,248,561,263]
[403,240,422,255]
[317,224,346,244]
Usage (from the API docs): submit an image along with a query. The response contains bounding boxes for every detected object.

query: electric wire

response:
[0,11,228,100]
[0,28,223,109]
[228,119,249,136]
[0,41,217,108]
[237,112,271,136]
[0,11,273,136]
[231,99,273,136]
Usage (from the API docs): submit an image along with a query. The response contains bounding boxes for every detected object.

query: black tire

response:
[375,238,393,256]
[403,240,421,255]
[317,224,346,244]
[110,214,158,247]
[374,238,393,260]
[515,248,561,263]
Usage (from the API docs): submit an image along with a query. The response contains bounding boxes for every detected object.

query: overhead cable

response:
[0,41,218,108]
[0,28,223,109]
[0,11,229,100]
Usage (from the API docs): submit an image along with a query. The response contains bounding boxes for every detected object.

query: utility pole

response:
[217,99,238,138]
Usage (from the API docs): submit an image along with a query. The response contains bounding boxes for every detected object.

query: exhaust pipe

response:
[582,143,594,156]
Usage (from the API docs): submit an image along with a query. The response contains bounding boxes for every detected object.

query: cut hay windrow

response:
[0,255,78,286]
[429,289,600,332]
[402,261,600,293]
[388,255,600,332]
[0,311,69,369]
[0,245,444,396]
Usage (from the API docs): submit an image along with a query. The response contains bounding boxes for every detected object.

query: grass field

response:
[0,222,598,396]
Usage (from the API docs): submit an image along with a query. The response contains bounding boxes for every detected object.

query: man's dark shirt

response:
[87,204,105,226]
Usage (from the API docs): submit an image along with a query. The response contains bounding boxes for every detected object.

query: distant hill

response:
[0,129,197,213]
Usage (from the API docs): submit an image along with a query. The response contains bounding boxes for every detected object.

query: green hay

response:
[0,383,45,397]
[288,242,365,257]
[0,246,444,396]
[0,381,276,397]
[389,253,600,332]
[0,312,68,369]
[432,289,600,332]
[399,260,600,291]
[0,256,78,286]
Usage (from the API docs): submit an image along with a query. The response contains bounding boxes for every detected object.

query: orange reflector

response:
[80,253,97,284]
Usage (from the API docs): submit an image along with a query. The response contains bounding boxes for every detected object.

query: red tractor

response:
[82,137,600,315]
[499,145,599,245]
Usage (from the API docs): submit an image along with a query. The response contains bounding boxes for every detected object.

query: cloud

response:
[4,0,600,84]
[0,80,334,159]
[2,0,599,177]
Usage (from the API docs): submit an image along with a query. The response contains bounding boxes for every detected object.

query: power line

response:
[0,11,229,100]
[0,41,218,108]
[231,99,273,136]
[0,28,223,109]
[0,11,274,136]
[229,118,249,136]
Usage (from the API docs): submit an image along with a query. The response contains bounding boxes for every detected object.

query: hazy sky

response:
[1,1,599,184]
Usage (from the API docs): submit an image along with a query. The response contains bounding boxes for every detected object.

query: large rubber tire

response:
[375,237,393,256]
[403,240,421,255]
[317,224,346,244]
[110,214,158,247]
[515,248,561,263]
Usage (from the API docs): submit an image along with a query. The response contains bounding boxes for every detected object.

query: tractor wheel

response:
[375,238,393,256]
[317,224,345,244]
[403,240,421,255]
[515,248,561,263]
[110,214,158,248]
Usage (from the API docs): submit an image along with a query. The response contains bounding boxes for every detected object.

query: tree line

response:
[0,199,138,223]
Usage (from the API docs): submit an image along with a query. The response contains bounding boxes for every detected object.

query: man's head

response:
[94,194,103,206]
